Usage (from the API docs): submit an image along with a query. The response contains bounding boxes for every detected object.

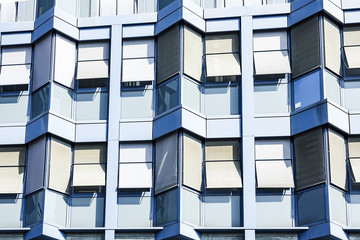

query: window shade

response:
[205,161,242,188]
[33,33,52,91]
[350,159,360,183]
[349,137,360,158]
[254,51,291,75]
[48,138,72,194]
[123,39,155,59]
[255,139,291,160]
[291,15,320,78]
[205,141,240,161]
[343,25,360,46]
[253,31,287,51]
[26,136,46,195]
[0,147,26,166]
[0,64,30,85]
[122,58,155,82]
[328,129,346,190]
[118,163,152,188]
[344,46,360,69]
[77,60,109,79]
[74,144,106,164]
[323,17,341,75]
[183,133,202,192]
[157,25,180,84]
[256,160,294,188]
[184,26,203,82]
[78,41,109,61]
[119,143,152,163]
[155,132,178,194]
[205,33,239,54]
[2,46,32,65]
[72,164,106,186]
[294,127,326,190]
[206,53,241,77]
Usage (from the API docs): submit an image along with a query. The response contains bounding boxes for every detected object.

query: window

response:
[70,196,105,227]
[205,140,242,189]
[117,193,152,227]
[155,188,178,226]
[343,25,360,73]
[182,188,201,226]
[348,137,360,185]
[52,83,74,120]
[33,33,52,92]
[37,0,54,18]
[56,0,77,16]
[158,0,176,10]
[297,187,326,225]
[344,81,360,110]
[183,133,203,192]
[0,0,35,22]
[255,139,294,188]
[25,190,44,226]
[205,33,241,81]
[204,85,239,115]
[120,89,153,119]
[253,30,291,76]
[122,39,155,86]
[157,78,179,115]
[329,187,347,226]
[72,144,106,191]
[31,84,50,119]
[328,129,346,190]
[0,45,31,92]
[323,17,341,76]
[0,195,23,228]
[184,26,203,82]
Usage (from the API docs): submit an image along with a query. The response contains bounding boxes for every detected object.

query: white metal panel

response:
[0,167,24,194]
[122,58,155,82]
[205,161,242,188]
[78,41,109,61]
[2,46,32,65]
[184,26,203,82]
[100,0,116,16]
[0,3,16,22]
[253,30,288,51]
[122,39,155,58]
[118,0,134,14]
[183,133,202,192]
[54,34,76,89]
[77,60,109,79]
[206,53,241,76]
[119,143,152,163]
[0,64,30,85]
[324,17,341,75]
[72,164,106,186]
[256,160,294,188]
[344,46,360,69]
[254,50,291,75]
[74,144,106,163]
[350,159,360,183]
[205,33,239,54]
[255,139,291,160]
[118,163,152,188]
[343,25,360,46]
[0,147,25,166]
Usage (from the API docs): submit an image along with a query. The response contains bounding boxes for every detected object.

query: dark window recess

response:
[78,79,108,89]
[1,84,28,93]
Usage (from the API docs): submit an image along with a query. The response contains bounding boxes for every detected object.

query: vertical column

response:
[241,16,256,240]
[105,24,122,240]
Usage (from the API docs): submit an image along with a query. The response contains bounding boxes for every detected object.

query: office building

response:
[0,0,359,239]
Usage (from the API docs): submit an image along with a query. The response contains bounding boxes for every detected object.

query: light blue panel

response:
[203,195,240,227]
[25,115,48,143]
[291,102,327,135]
[182,108,206,138]
[344,81,360,111]
[289,0,322,26]
[183,0,203,16]
[0,95,28,124]
[118,196,152,227]
[0,22,34,33]
[75,123,107,142]
[254,116,290,137]
[25,191,44,226]
[41,224,66,240]
[256,194,293,227]
[246,4,290,16]
[183,79,201,113]
[1,32,32,45]
[0,127,26,144]
[322,0,343,23]
[76,92,108,121]
[48,114,76,142]
[182,8,206,32]
[343,0,360,9]
[324,71,340,106]
[156,8,182,35]
[153,108,181,139]
[293,71,321,110]
[350,195,360,227]
[70,197,104,227]
[32,18,53,42]
[52,17,79,41]
[52,84,73,119]
[121,90,153,119]
[207,118,241,138]
[119,121,153,141]
[31,85,50,119]
[349,115,360,135]
[253,15,288,30]
[206,18,240,32]
[79,28,111,40]
[122,24,155,38]
[178,222,201,240]
[327,103,349,134]
[45,190,68,227]
[182,189,200,226]
[204,86,239,116]
[329,187,347,226]
[0,197,22,227]
[297,187,326,226]
[204,6,246,19]
[254,83,289,114]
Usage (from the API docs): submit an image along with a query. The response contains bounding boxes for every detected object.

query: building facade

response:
[0,0,360,239]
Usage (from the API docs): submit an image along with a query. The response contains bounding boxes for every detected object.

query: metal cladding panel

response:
[291,15,321,78]
[157,24,180,84]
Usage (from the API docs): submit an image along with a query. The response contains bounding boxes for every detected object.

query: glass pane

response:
[204,86,239,115]
[159,0,175,10]
[157,78,179,115]
[76,92,108,120]
[204,0,216,8]
[183,78,201,112]
[31,85,49,119]
[293,71,321,110]
[254,82,289,114]
[70,197,104,227]
[0,95,28,123]
[297,187,326,225]
[344,81,360,110]
[155,188,178,226]
[118,195,151,227]
[52,84,73,119]
[182,189,200,226]
[324,71,340,105]
[203,195,240,227]
[121,89,153,119]
[18,0,35,21]
[45,191,68,226]
[350,195,360,227]
[37,0,54,18]
[329,187,347,226]
[0,197,22,228]
[25,190,44,226]
[57,0,77,15]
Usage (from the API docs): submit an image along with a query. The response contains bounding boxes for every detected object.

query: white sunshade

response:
[349,137,360,158]
[0,147,25,166]
[255,139,291,160]
[1,45,32,65]
[74,144,106,164]
[205,33,239,54]
[343,25,360,46]
[254,51,291,75]
[205,141,240,161]
[206,53,241,77]
[350,158,360,183]
[344,46,360,69]
[122,39,155,59]
[253,30,288,51]
[256,160,294,188]
[119,143,152,163]
[0,167,24,194]
[205,161,242,188]
[72,164,106,187]
[184,26,203,82]
[78,41,109,61]
[77,60,109,79]
[118,163,152,188]
[183,133,202,192]
[122,58,154,82]
[0,64,30,85]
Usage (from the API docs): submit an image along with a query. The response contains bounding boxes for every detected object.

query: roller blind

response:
[78,41,109,61]
[33,33,52,91]
[205,141,240,161]
[328,129,346,190]
[256,160,294,188]
[254,51,291,75]
[122,58,154,82]
[74,144,106,164]
[323,17,341,75]
[349,137,360,158]
[343,25,360,46]
[157,25,180,84]
[291,15,320,78]
[255,139,291,160]
[205,33,239,54]
[26,136,46,195]
[72,164,106,186]
[123,39,155,59]
[0,147,26,166]
[2,46,32,65]
[118,163,152,188]
[205,161,242,188]
[155,132,178,194]
[350,159,360,183]
[77,60,109,79]
[48,138,72,194]
[119,143,152,163]
[183,133,202,192]
[253,31,287,51]
[184,25,203,82]
[344,46,360,69]
[0,64,30,85]
[206,53,241,77]
[294,127,325,190]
